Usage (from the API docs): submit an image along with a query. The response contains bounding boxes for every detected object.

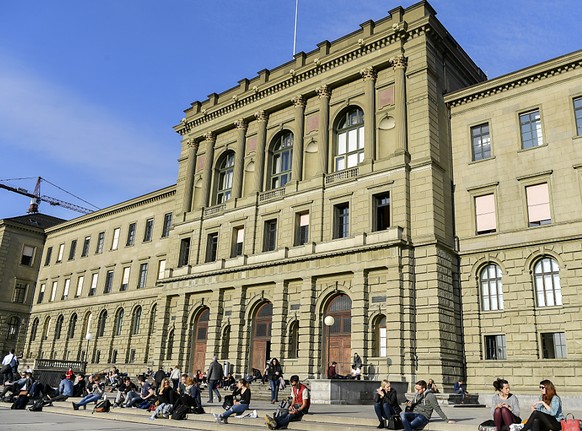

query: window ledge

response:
[518,143,548,153]
[468,155,496,165]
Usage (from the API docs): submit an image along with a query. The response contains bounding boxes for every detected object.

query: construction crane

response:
[0,177,97,215]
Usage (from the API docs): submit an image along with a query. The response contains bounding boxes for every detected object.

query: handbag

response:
[386,414,403,430]
[561,413,581,431]
[478,419,497,431]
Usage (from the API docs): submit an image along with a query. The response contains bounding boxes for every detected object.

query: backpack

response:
[172,404,189,420]
[28,399,44,412]
[11,396,28,410]
[92,399,111,413]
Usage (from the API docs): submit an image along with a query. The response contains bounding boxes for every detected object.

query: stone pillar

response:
[254,111,268,193]
[350,271,367,366]
[316,85,331,175]
[174,293,189,370]
[201,132,216,207]
[291,95,306,182]
[182,139,199,213]
[391,55,408,155]
[360,66,377,162]
[270,281,287,362]
[232,119,247,199]
[229,287,248,376]
[297,277,318,378]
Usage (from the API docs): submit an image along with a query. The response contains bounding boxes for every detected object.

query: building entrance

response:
[251,301,272,373]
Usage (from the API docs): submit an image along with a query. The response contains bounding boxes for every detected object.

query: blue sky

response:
[1,0,580,220]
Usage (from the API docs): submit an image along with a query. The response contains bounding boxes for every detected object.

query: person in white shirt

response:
[1,350,17,384]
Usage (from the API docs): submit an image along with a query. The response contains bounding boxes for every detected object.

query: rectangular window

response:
[62,278,70,300]
[471,123,491,161]
[120,267,131,291]
[206,233,219,262]
[37,283,46,303]
[137,263,148,288]
[50,281,58,302]
[126,223,136,246]
[21,245,35,266]
[75,276,84,298]
[44,247,53,266]
[575,97,582,136]
[526,183,551,226]
[295,212,310,245]
[96,232,105,254]
[232,227,244,257]
[157,260,166,280]
[68,240,77,260]
[56,243,65,263]
[143,218,154,242]
[334,203,350,239]
[13,281,28,304]
[162,213,172,238]
[263,219,277,252]
[374,193,390,231]
[178,238,190,267]
[541,332,567,359]
[104,270,114,293]
[485,334,507,360]
[475,194,497,234]
[111,228,120,250]
[129,349,136,364]
[81,236,90,257]
[89,273,98,296]
[520,109,543,149]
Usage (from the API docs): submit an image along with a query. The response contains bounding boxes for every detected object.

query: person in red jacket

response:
[265,375,310,429]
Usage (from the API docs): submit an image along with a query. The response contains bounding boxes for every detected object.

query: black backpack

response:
[92,399,111,413]
[11,396,28,410]
[172,404,189,420]
[28,399,44,412]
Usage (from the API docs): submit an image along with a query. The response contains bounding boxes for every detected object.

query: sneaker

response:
[213,413,221,423]
[207,399,213,403]
[251,410,258,418]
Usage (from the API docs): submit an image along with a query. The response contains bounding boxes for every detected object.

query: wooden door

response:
[251,302,272,372]
[191,308,209,374]
[325,294,352,375]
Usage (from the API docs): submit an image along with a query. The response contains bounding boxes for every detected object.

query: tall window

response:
[288,321,299,359]
[30,318,39,341]
[12,281,27,304]
[81,236,90,257]
[162,213,172,238]
[143,219,154,242]
[221,326,231,359]
[111,228,120,250]
[50,281,58,302]
[534,257,562,307]
[574,97,582,136]
[270,132,293,189]
[374,193,390,231]
[375,315,387,357]
[157,260,166,280]
[541,332,567,359]
[44,247,53,266]
[263,219,277,252]
[206,233,219,262]
[120,267,131,291]
[137,263,148,289]
[20,245,35,266]
[475,194,497,234]
[7,317,20,341]
[295,212,309,245]
[232,227,244,257]
[334,203,350,239]
[62,278,70,300]
[335,107,364,171]
[471,123,491,161]
[480,264,503,311]
[166,329,175,360]
[104,270,114,294]
[89,273,98,296]
[96,232,105,254]
[68,314,77,339]
[131,307,142,335]
[68,240,77,260]
[126,223,136,246]
[520,109,543,149]
[114,308,124,337]
[485,334,507,360]
[97,310,108,337]
[75,276,84,298]
[216,152,235,204]
[178,238,190,267]
[56,243,64,263]
[526,183,551,226]
[37,283,46,303]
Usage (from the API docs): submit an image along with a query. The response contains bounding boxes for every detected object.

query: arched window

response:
[68,314,77,339]
[167,329,175,360]
[288,321,299,359]
[97,310,108,338]
[55,315,64,340]
[480,264,503,311]
[114,308,124,337]
[334,107,364,171]
[7,316,20,340]
[221,325,231,359]
[534,257,562,307]
[269,132,293,189]
[374,315,387,357]
[42,317,52,340]
[216,152,235,204]
[132,306,142,335]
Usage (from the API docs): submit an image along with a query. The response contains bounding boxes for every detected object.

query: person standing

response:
[521,380,564,431]
[353,352,362,370]
[267,358,283,404]
[170,365,181,390]
[154,366,166,389]
[1,350,17,384]
[207,356,224,403]
[400,380,456,431]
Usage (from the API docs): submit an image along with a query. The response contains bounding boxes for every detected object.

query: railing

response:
[34,358,86,372]
[259,187,286,202]
[204,203,226,217]
[325,167,359,184]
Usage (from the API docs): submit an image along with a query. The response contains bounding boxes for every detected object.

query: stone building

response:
[0,213,63,355]
[447,50,582,396]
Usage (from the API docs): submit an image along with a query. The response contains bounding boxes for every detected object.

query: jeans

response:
[400,412,430,431]
[275,409,304,428]
[208,380,220,402]
[269,379,279,402]
[76,393,101,407]
[221,402,248,419]
[374,402,396,422]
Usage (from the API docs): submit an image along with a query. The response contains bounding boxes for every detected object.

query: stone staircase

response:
[216,381,292,403]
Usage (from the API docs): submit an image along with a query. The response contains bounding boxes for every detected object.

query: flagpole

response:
[293,0,299,56]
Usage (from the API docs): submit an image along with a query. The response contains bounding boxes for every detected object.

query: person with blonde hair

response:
[373,380,401,428]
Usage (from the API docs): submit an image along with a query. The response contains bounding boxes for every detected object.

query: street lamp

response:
[324,315,335,378]
[85,332,92,364]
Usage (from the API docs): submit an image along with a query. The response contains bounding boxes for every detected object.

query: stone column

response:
[297,277,318,378]
[254,111,268,193]
[391,55,408,155]
[316,85,331,175]
[232,119,247,199]
[360,66,377,162]
[201,132,216,207]
[350,271,367,366]
[291,95,306,182]
[182,139,199,213]
[270,281,287,361]
[174,293,189,370]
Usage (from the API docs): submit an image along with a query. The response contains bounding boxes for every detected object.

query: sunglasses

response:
[539,386,545,389]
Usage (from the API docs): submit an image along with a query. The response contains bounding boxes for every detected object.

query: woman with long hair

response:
[491,378,521,430]
[267,358,283,404]
[213,378,252,424]
[521,380,564,431]
[149,378,177,420]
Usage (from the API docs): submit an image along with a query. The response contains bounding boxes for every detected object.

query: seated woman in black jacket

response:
[149,378,177,420]
[213,378,251,424]
[374,380,402,429]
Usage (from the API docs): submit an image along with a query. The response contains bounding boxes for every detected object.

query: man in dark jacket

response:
[154,367,165,389]
[206,356,223,403]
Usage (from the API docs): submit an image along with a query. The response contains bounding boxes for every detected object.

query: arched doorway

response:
[190,308,209,374]
[251,302,272,372]
[324,293,352,376]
